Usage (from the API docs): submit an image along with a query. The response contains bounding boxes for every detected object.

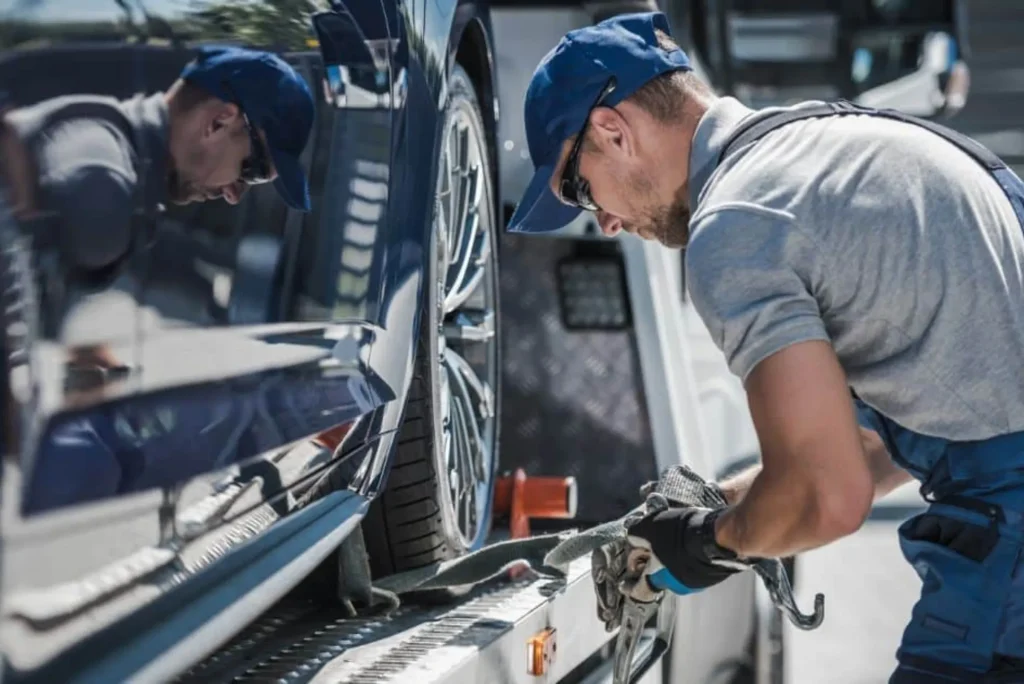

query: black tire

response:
[363,63,501,579]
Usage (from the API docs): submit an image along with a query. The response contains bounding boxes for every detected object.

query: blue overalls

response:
[719,101,1024,683]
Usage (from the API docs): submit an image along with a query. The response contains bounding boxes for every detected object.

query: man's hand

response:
[626,506,743,596]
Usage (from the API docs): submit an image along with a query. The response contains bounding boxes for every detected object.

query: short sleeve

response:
[49,164,134,270]
[38,120,136,271]
[685,205,830,381]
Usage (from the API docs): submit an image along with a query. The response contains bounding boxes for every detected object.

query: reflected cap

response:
[180,45,315,212]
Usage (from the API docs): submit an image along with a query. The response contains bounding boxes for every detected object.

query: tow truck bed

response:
[176,550,663,684]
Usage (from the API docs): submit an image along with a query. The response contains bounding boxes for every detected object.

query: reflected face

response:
[168,104,276,206]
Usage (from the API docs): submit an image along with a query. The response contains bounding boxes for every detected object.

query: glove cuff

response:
[698,508,739,562]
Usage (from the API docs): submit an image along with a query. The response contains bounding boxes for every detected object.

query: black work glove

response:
[626,506,743,595]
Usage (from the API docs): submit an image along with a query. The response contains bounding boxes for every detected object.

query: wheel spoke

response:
[439,355,452,463]
[450,150,480,270]
[444,350,487,483]
[446,129,458,247]
[444,217,486,314]
[434,189,454,285]
[444,347,492,489]
[443,309,495,343]
[463,476,474,532]
[448,376,480,496]
[444,161,483,313]
[445,346,494,422]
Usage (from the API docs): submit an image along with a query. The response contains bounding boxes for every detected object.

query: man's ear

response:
[206,101,241,137]
[589,107,634,158]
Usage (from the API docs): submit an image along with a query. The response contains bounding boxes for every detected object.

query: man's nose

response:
[597,212,622,237]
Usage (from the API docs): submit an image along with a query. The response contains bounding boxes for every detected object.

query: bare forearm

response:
[717,429,909,505]
[714,468,849,558]
[711,430,901,558]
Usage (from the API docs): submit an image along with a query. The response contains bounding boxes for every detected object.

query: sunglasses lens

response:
[558,178,578,206]
[577,180,597,212]
[242,133,273,184]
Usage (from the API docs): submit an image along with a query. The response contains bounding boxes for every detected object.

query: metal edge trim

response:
[72,490,370,684]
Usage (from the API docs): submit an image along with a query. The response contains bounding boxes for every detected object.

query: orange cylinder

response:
[493,471,577,520]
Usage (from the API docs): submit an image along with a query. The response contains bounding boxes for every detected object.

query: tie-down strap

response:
[543,464,825,631]
[369,464,824,631]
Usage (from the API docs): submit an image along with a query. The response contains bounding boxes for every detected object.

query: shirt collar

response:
[120,92,170,210]
[687,96,756,210]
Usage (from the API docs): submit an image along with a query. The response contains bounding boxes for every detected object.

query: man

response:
[1,44,314,274]
[0,45,314,513]
[508,11,1024,684]
[1,42,314,372]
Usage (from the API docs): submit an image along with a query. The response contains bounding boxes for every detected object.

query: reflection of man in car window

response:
[0,45,314,275]
[0,46,316,515]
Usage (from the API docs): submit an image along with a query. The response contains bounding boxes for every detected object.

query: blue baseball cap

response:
[507,11,692,234]
[180,45,315,212]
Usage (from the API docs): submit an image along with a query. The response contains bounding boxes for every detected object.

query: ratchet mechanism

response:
[567,464,825,684]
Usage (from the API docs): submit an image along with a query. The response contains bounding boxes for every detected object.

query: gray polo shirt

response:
[6,92,169,271]
[685,97,1024,442]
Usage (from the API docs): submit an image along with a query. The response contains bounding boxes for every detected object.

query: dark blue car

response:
[0,1,501,680]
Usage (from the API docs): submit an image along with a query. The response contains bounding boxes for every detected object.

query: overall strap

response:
[719,99,1007,173]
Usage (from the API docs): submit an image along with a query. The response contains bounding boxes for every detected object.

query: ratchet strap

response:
[360,464,824,632]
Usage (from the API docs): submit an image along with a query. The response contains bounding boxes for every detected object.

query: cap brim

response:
[507,164,582,234]
[269,147,311,212]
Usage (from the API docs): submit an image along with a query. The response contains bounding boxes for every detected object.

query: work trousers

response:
[856,401,1024,683]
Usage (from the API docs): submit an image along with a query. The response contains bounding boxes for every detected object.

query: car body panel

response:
[0,0,499,680]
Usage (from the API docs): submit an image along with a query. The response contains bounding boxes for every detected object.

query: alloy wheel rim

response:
[432,103,497,549]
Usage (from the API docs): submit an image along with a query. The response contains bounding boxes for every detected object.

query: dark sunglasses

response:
[221,81,274,185]
[557,76,617,212]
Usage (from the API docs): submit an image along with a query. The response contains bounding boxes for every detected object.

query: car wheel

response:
[363,63,501,577]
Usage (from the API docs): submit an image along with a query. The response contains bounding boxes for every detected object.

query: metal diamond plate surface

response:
[498,235,658,523]
[177,558,595,684]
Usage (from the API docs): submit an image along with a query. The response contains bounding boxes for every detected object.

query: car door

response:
[0,1,396,680]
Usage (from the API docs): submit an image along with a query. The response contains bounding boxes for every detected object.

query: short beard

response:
[166,166,200,205]
[627,170,691,249]
[650,183,691,249]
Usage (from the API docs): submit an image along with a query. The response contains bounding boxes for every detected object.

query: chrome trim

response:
[94,491,369,684]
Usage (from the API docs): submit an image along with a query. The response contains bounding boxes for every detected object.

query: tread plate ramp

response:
[178,557,606,684]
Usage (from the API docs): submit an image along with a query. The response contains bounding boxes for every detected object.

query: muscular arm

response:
[713,340,889,559]
[719,427,912,507]
[684,208,912,558]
